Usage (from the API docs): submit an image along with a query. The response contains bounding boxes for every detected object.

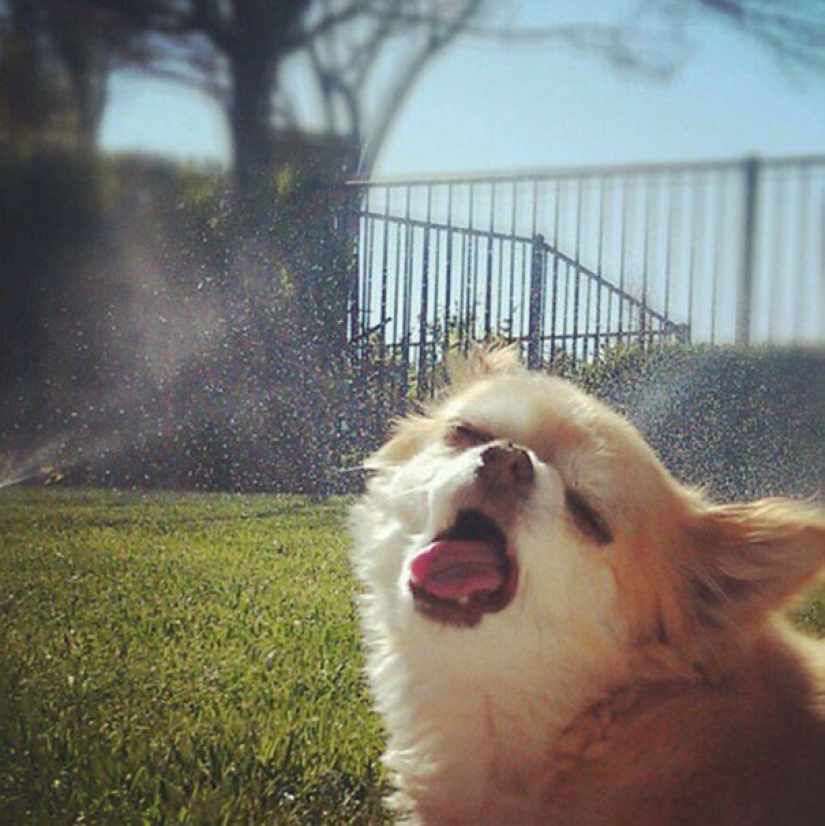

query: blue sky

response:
[100,0,825,175]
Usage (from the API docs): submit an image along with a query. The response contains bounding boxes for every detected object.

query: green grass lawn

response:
[0,489,387,824]
[1,489,822,824]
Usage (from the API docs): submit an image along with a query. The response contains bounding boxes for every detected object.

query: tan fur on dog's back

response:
[572,496,825,824]
[543,492,825,823]
[550,471,825,822]
[542,624,825,823]
[351,347,825,823]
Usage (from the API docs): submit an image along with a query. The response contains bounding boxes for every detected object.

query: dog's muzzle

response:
[479,441,534,492]
[407,441,532,627]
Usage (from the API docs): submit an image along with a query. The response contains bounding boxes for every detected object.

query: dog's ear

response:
[447,344,522,388]
[684,499,825,629]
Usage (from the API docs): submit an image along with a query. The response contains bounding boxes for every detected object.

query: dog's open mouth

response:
[409,509,518,627]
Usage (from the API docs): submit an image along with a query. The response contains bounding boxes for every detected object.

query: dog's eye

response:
[446,424,491,449]
[565,489,613,546]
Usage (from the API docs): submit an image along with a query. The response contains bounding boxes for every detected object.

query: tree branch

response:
[694,0,825,71]
[357,0,486,176]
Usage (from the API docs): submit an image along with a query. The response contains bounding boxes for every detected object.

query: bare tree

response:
[0,0,58,144]
[44,1,141,150]
[89,0,822,191]
[299,0,485,176]
[467,0,825,80]
[0,0,146,150]
[3,1,821,168]
[92,1,487,194]
[693,0,825,72]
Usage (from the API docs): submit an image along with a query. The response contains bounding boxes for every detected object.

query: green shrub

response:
[558,344,823,501]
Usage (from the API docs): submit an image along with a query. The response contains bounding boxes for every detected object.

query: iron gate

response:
[347,155,824,396]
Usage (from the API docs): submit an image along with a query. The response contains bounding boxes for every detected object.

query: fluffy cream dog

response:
[349,347,824,824]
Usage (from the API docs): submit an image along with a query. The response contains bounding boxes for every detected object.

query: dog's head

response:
[352,348,824,673]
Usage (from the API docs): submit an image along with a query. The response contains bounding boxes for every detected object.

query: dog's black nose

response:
[479,442,534,488]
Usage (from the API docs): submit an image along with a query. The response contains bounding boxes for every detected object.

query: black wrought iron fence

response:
[522,233,688,369]
[347,155,824,397]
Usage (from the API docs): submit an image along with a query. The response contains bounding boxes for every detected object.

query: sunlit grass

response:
[1,489,822,823]
[0,489,387,823]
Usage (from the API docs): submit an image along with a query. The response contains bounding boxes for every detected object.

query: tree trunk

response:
[59,40,107,152]
[226,0,308,202]
[228,46,274,203]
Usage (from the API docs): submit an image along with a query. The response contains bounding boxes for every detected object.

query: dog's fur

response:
[350,348,825,824]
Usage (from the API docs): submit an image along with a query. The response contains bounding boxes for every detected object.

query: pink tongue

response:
[410,539,505,601]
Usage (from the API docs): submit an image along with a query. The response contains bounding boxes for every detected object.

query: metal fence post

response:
[347,186,362,350]
[528,234,545,369]
[737,156,760,346]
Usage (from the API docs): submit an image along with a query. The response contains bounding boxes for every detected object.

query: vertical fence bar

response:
[605,180,615,346]
[688,176,702,341]
[664,173,677,335]
[531,179,540,363]
[508,181,518,339]
[710,171,725,344]
[550,181,561,358]
[573,180,583,360]
[737,156,760,345]
[443,184,454,359]
[528,234,545,369]
[595,178,606,358]
[362,209,375,340]
[641,176,653,347]
[458,189,469,349]
[619,177,630,344]
[794,168,810,340]
[485,183,495,340]
[418,185,432,393]
[768,167,786,342]
[465,185,476,350]
[429,191,439,383]
[818,178,824,342]
[496,234,503,334]
[519,237,529,350]
[583,185,594,358]
[349,190,363,346]
[400,186,413,393]
[378,189,390,359]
